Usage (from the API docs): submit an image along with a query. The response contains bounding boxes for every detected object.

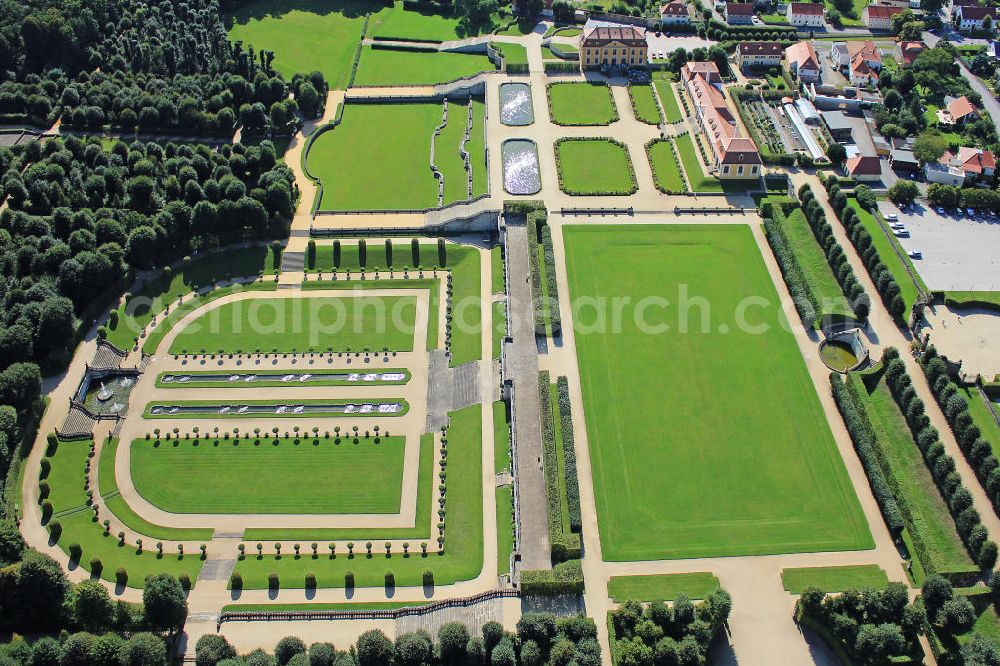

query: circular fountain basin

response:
[819,328,868,372]
[502,139,541,195]
[500,82,534,126]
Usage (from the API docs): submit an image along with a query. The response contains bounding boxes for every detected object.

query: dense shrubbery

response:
[526,209,561,335]
[195,613,600,666]
[610,589,732,666]
[795,582,922,664]
[797,184,870,322]
[521,559,586,596]
[879,347,997,570]
[762,204,820,327]
[538,370,580,562]
[820,179,907,322]
[556,376,581,533]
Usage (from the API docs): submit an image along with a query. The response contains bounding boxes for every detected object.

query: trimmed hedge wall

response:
[539,370,580,562]
[527,209,561,335]
[762,203,820,328]
[520,559,585,595]
[556,376,581,534]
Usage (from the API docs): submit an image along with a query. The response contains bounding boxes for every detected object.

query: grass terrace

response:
[492,42,528,68]
[628,84,662,125]
[961,385,1000,459]
[555,139,637,196]
[543,25,582,37]
[608,573,722,602]
[646,139,685,193]
[131,436,406,514]
[780,565,890,594]
[674,133,722,193]
[547,82,617,125]
[226,0,374,89]
[496,486,514,575]
[563,225,872,561]
[653,73,683,123]
[369,3,479,42]
[353,47,494,87]
[847,199,925,317]
[168,294,417,354]
[435,100,488,203]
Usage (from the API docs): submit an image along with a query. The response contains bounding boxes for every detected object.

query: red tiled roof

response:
[720,137,762,165]
[660,1,688,15]
[864,4,904,18]
[899,40,926,65]
[789,2,824,15]
[786,41,820,70]
[726,2,754,15]
[737,42,784,56]
[581,26,646,46]
[959,5,997,19]
[948,95,979,121]
[847,155,882,175]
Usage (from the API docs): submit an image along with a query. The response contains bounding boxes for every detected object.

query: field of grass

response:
[562,225,872,561]
[823,0,864,25]
[45,439,90,518]
[960,385,1000,459]
[780,565,890,594]
[674,134,722,193]
[547,83,617,125]
[491,246,504,294]
[494,401,510,473]
[436,100,487,204]
[308,103,441,210]
[556,139,637,195]
[231,405,483,589]
[492,301,506,360]
[131,436,406,514]
[628,84,662,125]
[168,295,416,354]
[542,44,578,60]
[368,3,479,41]
[98,438,214,541]
[847,200,924,317]
[653,74,683,123]
[446,245,483,366]
[496,486,513,575]
[646,139,685,193]
[493,42,528,67]
[353,47,493,86]
[105,246,278,351]
[774,207,854,319]
[945,291,1000,311]
[244,433,434,542]
[607,573,721,602]
[850,371,974,572]
[226,0,373,89]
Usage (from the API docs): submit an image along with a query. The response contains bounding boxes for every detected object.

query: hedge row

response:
[527,210,547,336]
[539,221,562,334]
[922,347,1000,521]
[538,370,580,562]
[763,206,820,327]
[520,559,585,596]
[797,184,870,321]
[503,199,545,215]
[556,376,581,534]
[880,347,998,570]
[829,373,906,536]
[821,178,906,322]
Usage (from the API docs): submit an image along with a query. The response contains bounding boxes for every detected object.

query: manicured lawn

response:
[492,301,506,360]
[547,82,617,125]
[309,242,441,271]
[628,84,662,125]
[353,47,493,86]
[232,405,483,589]
[168,295,417,354]
[493,42,528,67]
[307,103,441,210]
[131,436,406,514]
[494,400,510,473]
[653,74,683,123]
[468,100,488,197]
[369,3,483,41]
[849,371,974,572]
[823,0,864,25]
[562,225,873,561]
[105,246,278,351]
[98,438,214,541]
[226,0,375,89]
[496,486,514,575]
[543,26,581,37]
[674,134,722,193]
[491,246,504,294]
[945,291,1000,311]
[847,199,924,317]
[437,99,486,204]
[773,207,854,319]
[243,433,435,542]
[555,139,637,196]
[542,44,577,60]
[222,601,428,612]
[607,573,721,602]
[960,385,1000,459]
[45,439,90,517]
[447,245,483,367]
[646,139,685,193]
[780,565,890,594]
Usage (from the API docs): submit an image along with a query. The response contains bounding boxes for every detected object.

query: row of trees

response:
[610,590,732,666]
[196,614,600,666]
[881,347,998,570]
[797,183,871,321]
[821,177,908,322]
[928,184,1000,211]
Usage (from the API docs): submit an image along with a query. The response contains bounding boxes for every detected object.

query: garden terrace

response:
[608,573,722,602]
[555,138,637,196]
[130,435,407,514]
[780,565,890,594]
[563,225,872,561]
[305,101,486,212]
[646,139,686,194]
[369,3,485,42]
[628,84,662,125]
[547,82,618,126]
[352,47,495,87]
[674,133,723,193]
[653,73,683,123]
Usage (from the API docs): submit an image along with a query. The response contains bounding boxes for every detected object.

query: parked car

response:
[885,213,899,221]
[893,228,910,237]
[936,207,946,214]
[908,249,922,258]
[967,208,976,216]
[890,222,905,230]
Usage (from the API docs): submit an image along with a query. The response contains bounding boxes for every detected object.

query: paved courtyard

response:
[877,201,1000,290]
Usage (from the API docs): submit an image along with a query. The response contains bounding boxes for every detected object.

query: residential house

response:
[659,1,690,24]
[786,41,821,82]
[579,26,648,70]
[951,0,980,21]
[736,42,783,71]
[899,40,926,65]
[862,4,904,29]
[937,95,980,126]
[924,162,966,186]
[874,0,910,7]
[955,5,997,32]
[786,2,825,27]
[725,2,755,23]
[845,155,883,181]
[940,147,996,181]
[847,41,882,86]
[680,61,762,179]
[829,42,851,68]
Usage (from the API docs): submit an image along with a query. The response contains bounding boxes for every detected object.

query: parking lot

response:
[877,201,1000,290]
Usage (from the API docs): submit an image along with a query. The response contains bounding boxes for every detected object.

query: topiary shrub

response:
[47,518,60,540]
[178,573,191,591]
[116,567,128,585]
[89,557,103,575]
[423,570,434,587]
[305,572,317,589]
[268,572,279,589]
[68,542,82,562]
[230,572,243,589]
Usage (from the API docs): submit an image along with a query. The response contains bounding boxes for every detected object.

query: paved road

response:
[924,30,1000,131]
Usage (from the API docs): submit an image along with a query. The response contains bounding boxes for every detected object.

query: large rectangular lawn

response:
[131,436,406,514]
[562,225,873,560]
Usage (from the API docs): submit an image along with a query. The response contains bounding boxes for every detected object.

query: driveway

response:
[876,200,1000,290]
